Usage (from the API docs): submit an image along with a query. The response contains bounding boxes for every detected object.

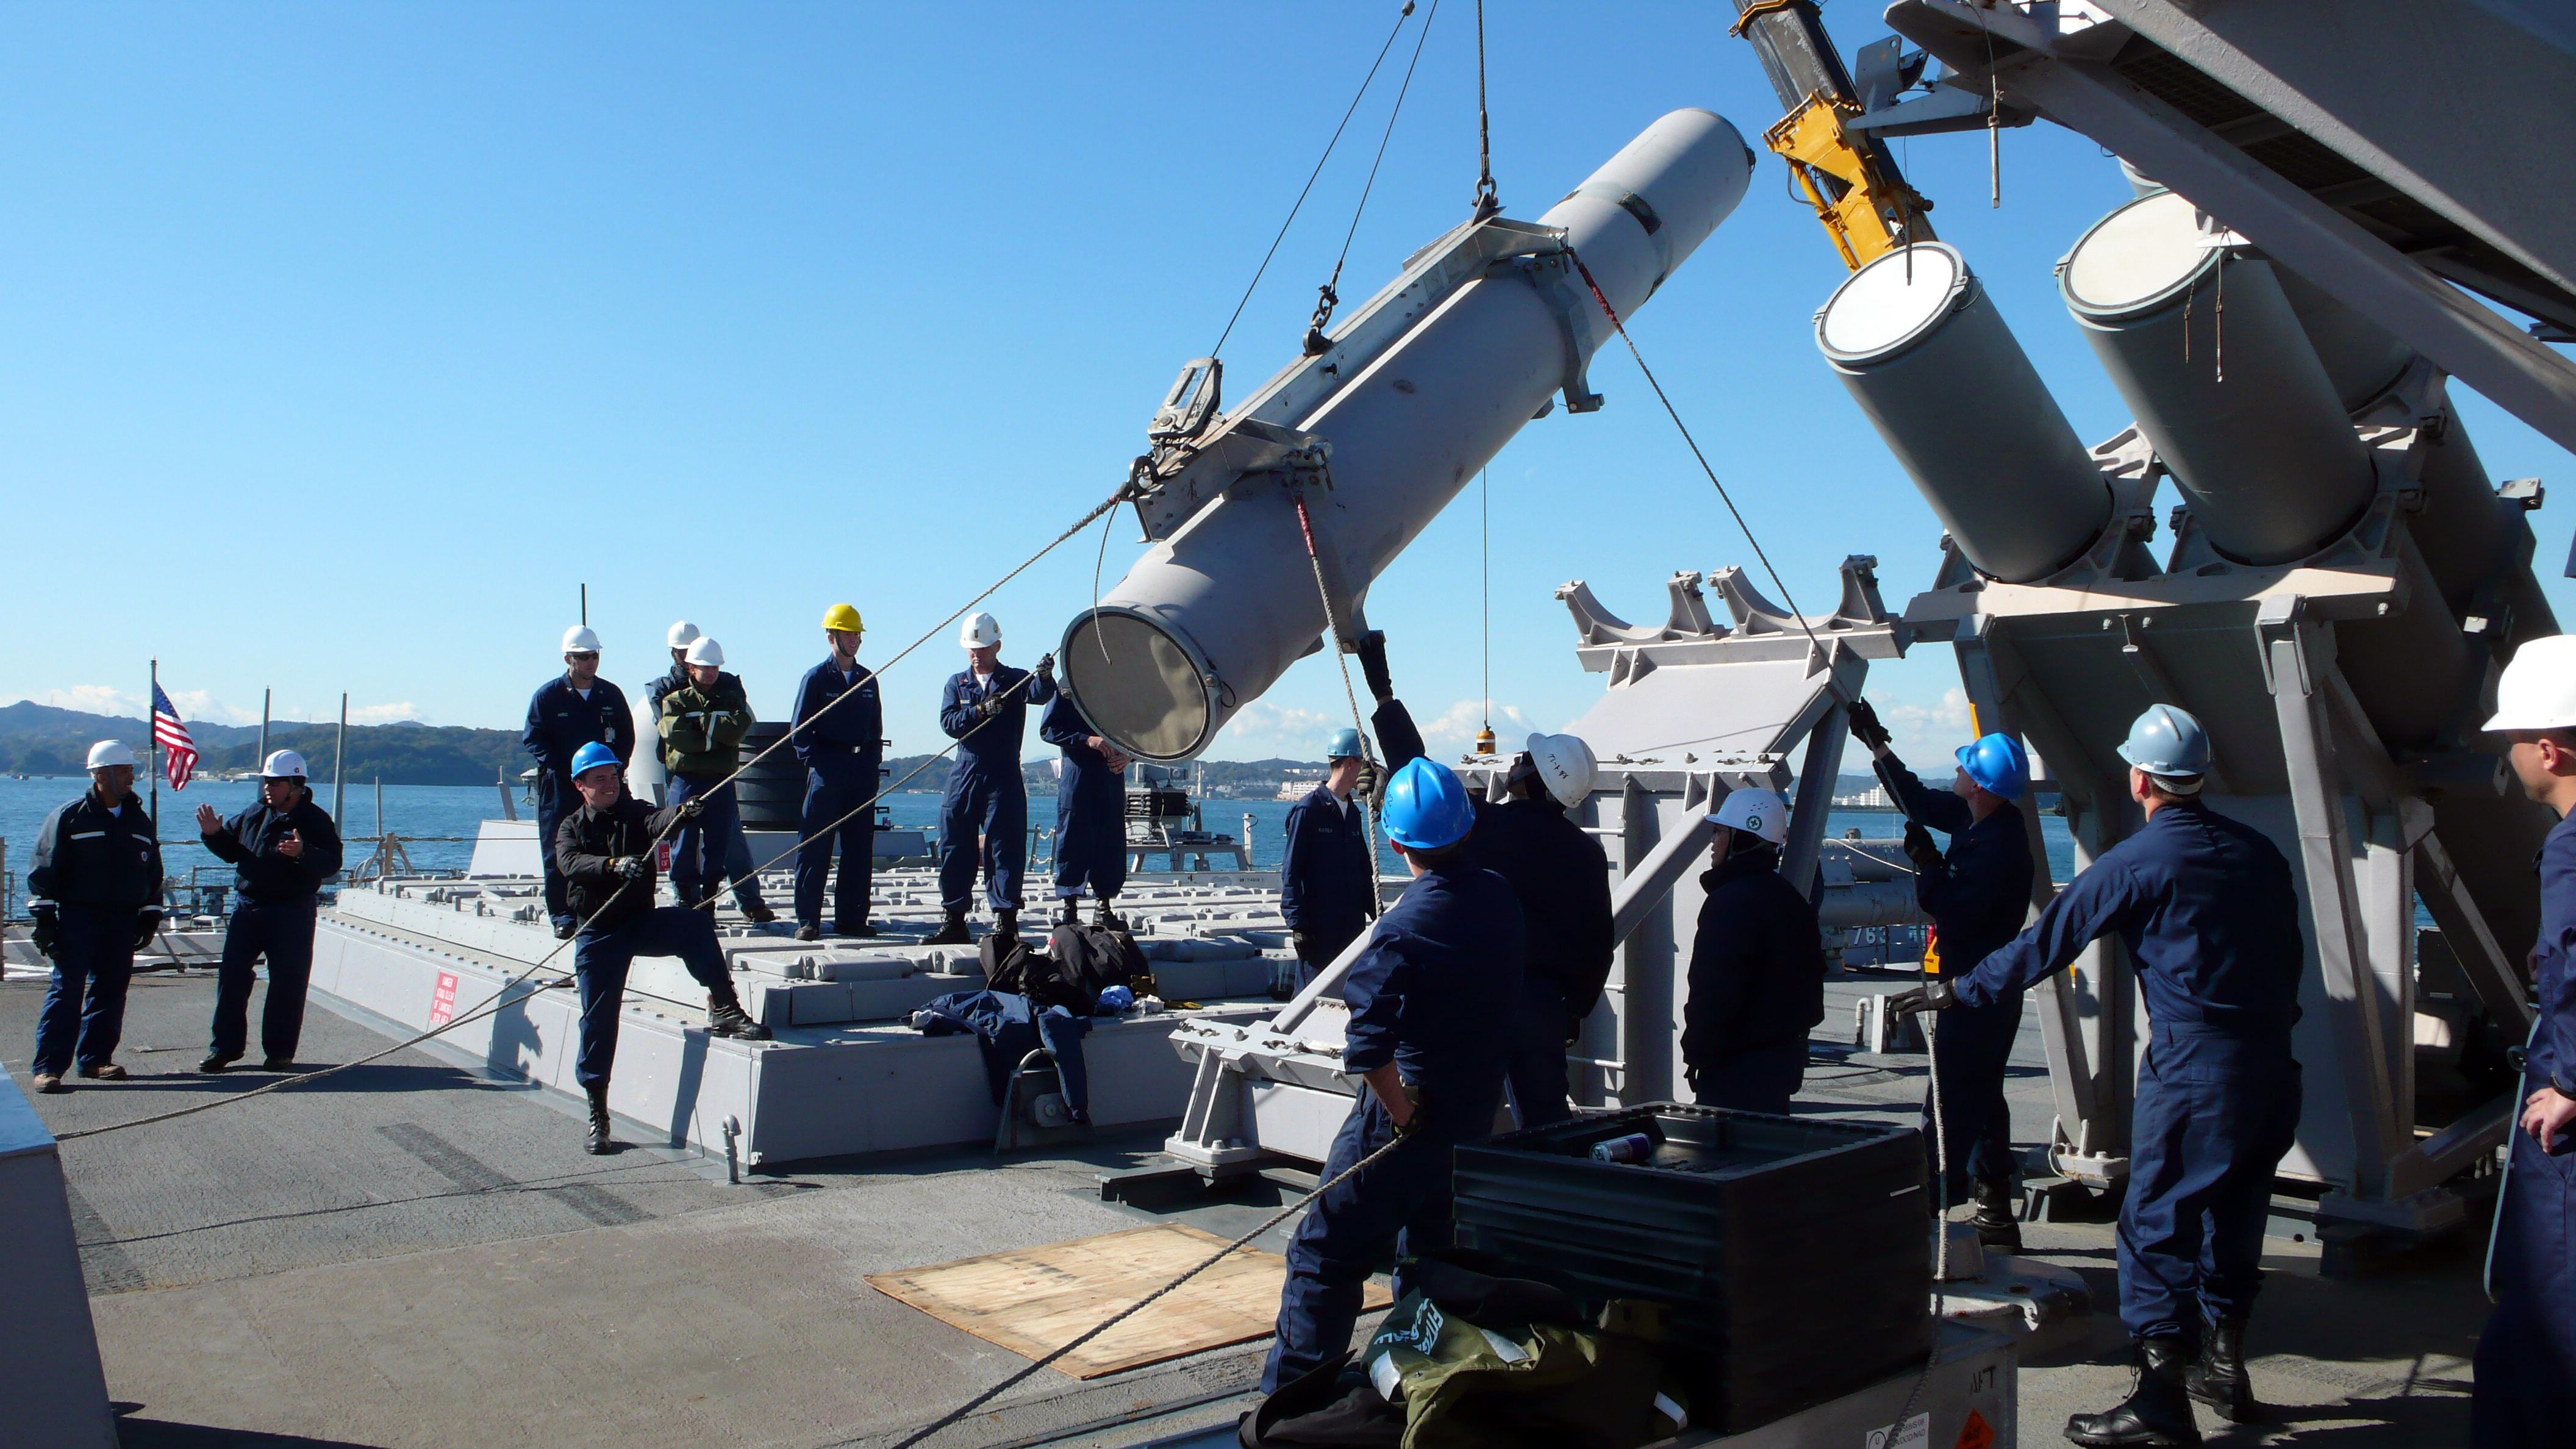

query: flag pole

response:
[148,659,160,833]
[259,687,271,769]
[334,693,348,823]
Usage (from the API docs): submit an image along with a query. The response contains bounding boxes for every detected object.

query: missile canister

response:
[2061,191,2375,566]
[1816,242,2111,583]
[1064,110,1754,760]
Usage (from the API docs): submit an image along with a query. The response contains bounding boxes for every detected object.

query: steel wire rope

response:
[1559,245,1953,1436]
[1470,0,1497,213]
[1306,0,1443,346]
[54,486,1144,1143]
[1290,491,1386,915]
[1205,1,1417,363]
[886,1130,1412,1449]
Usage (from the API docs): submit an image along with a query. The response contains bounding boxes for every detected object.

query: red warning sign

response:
[1955,1409,1995,1449]
[656,840,673,871]
[429,971,459,1027]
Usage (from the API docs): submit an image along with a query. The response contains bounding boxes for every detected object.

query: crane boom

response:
[1731,0,1934,269]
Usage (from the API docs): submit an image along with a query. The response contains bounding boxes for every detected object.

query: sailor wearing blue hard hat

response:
[1679,786,1825,1116]
[553,740,770,1154]
[1263,756,1526,1394]
[2472,634,2576,1448]
[1847,699,2038,1251]
[1276,724,1379,996]
[1893,702,2303,1444]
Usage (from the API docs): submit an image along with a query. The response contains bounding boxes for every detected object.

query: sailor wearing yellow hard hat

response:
[789,604,886,940]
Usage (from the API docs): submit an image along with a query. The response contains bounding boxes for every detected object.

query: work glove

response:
[1845,698,1892,756]
[1887,979,1958,1017]
[976,695,1005,720]
[1389,1079,1425,1139]
[1353,759,1383,809]
[30,901,59,959]
[1290,928,1312,961]
[616,855,651,881]
[1033,653,1056,687]
[1902,820,1944,873]
[132,907,164,952]
[674,796,706,823]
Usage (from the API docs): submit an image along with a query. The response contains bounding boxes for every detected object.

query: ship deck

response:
[4,951,2486,1447]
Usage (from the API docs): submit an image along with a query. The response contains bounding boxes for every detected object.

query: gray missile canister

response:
[1816,243,2111,584]
[2061,191,2374,566]
[1067,110,1755,760]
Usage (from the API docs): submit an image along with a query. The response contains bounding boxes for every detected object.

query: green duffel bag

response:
[1358,1290,1690,1449]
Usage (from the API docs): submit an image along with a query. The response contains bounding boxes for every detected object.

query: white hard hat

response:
[684,637,725,668]
[86,739,139,771]
[2485,635,2576,732]
[667,620,702,650]
[961,612,1002,649]
[1524,732,1597,810]
[260,750,309,780]
[563,625,603,654]
[1710,787,1789,846]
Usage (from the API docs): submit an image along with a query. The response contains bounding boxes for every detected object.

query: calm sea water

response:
[0,774,2075,916]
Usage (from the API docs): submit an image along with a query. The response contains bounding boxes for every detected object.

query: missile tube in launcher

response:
[1064,109,1754,762]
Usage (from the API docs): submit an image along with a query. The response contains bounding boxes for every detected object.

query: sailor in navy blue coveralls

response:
[934,637,1055,932]
[1279,771,1374,990]
[2473,670,2576,1448]
[523,643,633,936]
[1920,776,2301,1438]
[1261,854,1524,1392]
[789,639,882,936]
[1039,692,1129,922]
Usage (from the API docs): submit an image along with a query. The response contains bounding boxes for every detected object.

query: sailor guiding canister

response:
[1262,757,1525,1394]
[2471,634,2576,1448]
[789,603,884,942]
[927,613,1056,946]
[1894,703,2302,1446]
[1847,698,2037,1251]
[652,620,774,923]
[1461,732,1612,1130]
[1039,685,1132,929]
[553,741,770,1154]
[195,750,343,1074]
[1680,787,1825,1116]
[1278,726,1376,995]
[24,740,163,1093]
[523,626,633,939]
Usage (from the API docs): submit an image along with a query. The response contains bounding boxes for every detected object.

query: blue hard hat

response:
[2116,703,2212,778]
[570,741,621,778]
[1954,732,2029,801]
[1326,726,1367,761]
[1382,757,1475,850]
[1095,984,1135,1014]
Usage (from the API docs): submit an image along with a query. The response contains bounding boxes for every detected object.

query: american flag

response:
[151,684,198,790]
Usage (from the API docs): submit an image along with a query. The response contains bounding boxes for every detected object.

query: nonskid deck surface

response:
[5,955,2487,1447]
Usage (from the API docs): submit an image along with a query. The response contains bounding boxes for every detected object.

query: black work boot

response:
[1973,1176,2024,1252]
[740,899,776,925]
[1093,900,1125,932]
[2186,1318,2255,1423]
[585,1083,615,1155]
[2066,1338,2202,1447]
[1055,901,1081,928]
[924,911,973,945]
[795,923,821,942]
[706,992,771,1041]
[839,920,878,939]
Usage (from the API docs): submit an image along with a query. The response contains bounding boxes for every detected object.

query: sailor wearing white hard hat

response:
[926,614,1057,946]
[195,750,343,1073]
[524,624,635,937]
[24,740,164,1092]
[2473,634,2576,1447]
[1679,787,1825,1117]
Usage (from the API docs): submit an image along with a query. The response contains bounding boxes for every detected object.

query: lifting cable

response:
[887,1130,1411,1449]
[1470,0,1498,216]
[1208,1,1419,365]
[1305,0,1443,352]
[1561,246,1955,1437]
[1291,491,1387,914]
[55,485,1144,1144]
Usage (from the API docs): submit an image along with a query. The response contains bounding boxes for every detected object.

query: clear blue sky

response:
[7,3,2569,768]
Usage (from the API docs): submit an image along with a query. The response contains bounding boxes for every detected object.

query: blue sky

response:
[7,2,2569,768]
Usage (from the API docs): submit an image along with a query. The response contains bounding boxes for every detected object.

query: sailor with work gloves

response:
[23,740,164,1093]
[656,636,768,920]
[928,612,1056,946]
[554,740,770,1154]
[1846,698,2039,1251]
[1890,704,2302,1446]
[195,750,343,1075]
[1038,685,1132,931]
[1262,757,1525,1395]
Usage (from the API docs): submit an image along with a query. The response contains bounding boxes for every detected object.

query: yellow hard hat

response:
[821,603,864,634]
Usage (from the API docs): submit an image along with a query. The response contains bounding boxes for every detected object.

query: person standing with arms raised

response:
[523,626,633,939]
[195,750,343,1073]
[790,604,884,941]
[2472,634,2576,1448]
[24,741,163,1093]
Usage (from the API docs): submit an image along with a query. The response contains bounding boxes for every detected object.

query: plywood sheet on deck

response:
[865,1222,1391,1378]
